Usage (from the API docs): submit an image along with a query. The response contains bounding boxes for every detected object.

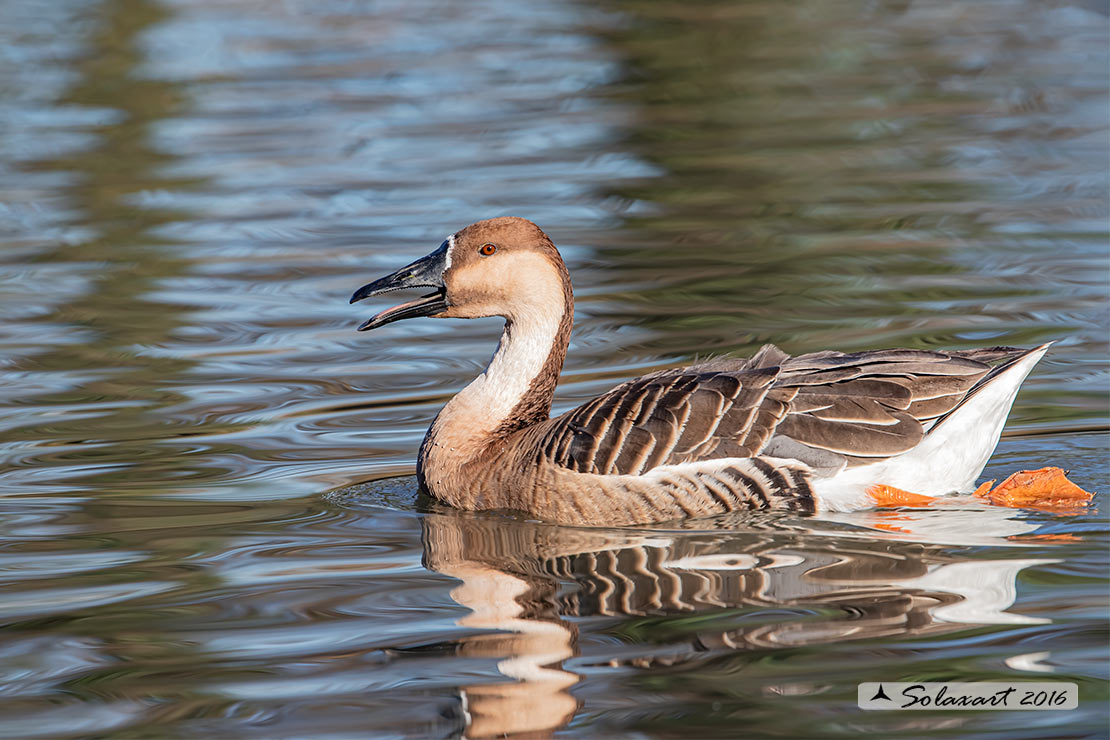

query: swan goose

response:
[351,217,1049,526]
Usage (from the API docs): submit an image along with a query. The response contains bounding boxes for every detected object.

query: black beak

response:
[350,241,450,331]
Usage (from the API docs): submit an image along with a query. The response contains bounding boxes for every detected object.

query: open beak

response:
[350,241,449,331]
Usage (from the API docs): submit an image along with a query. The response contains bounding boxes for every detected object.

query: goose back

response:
[537,344,1028,480]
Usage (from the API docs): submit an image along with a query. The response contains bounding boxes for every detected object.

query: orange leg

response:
[867,484,938,508]
[866,467,1094,512]
[972,479,996,498]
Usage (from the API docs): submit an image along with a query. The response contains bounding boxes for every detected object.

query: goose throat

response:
[454,304,571,434]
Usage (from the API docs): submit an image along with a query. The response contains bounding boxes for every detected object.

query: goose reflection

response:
[421,509,1052,738]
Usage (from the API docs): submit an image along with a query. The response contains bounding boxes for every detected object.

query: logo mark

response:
[870,684,892,702]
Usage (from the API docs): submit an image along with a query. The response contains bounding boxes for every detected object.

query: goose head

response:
[350,217,571,331]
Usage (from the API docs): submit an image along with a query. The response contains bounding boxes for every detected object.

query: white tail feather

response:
[815,343,1051,511]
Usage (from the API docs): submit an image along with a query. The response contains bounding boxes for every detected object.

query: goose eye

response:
[479,243,497,256]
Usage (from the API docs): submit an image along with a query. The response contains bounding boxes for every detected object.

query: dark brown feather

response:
[544,344,1032,477]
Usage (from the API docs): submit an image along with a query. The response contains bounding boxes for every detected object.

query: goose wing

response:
[540,344,1028,477]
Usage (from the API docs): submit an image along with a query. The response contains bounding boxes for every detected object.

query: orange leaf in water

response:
[977,467,1093,511]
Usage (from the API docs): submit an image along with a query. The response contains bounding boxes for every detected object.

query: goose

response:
[350,217,1053,526]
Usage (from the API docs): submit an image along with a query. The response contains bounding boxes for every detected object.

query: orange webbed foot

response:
[973,467,1094,511]
[867,484,938,508]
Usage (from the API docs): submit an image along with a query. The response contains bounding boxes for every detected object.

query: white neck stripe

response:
[444,234,455,270]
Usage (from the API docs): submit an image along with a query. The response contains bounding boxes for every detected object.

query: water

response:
[0,0,1107,737]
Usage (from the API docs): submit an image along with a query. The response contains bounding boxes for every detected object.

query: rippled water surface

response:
[1,0,1107,737]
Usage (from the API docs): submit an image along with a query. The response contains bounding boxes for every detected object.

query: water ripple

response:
[0,0,1105,737]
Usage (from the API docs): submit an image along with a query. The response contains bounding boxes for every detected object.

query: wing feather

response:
[540,344,1031,476]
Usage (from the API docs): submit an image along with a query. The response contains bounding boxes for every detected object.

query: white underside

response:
[813,344,1050,512]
